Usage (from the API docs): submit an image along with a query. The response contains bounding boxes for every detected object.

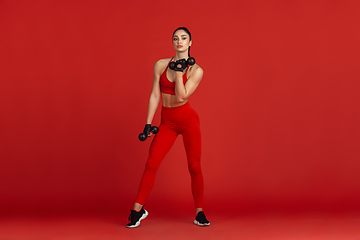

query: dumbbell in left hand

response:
[169,57,196,71]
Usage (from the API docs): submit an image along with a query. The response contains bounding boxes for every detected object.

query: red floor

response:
[1,211,360,240]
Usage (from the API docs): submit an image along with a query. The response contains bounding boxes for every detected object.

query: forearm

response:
[175,72,187,102]
[146,93,160,124]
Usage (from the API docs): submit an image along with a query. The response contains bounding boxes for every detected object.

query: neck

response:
[174,51,189,61]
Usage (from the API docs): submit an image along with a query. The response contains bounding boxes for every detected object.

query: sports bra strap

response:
[185,63,190,74]
[166,57,174,69]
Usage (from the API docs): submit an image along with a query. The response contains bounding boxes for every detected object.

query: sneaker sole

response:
[127,210,148,228]
[194,220,210,226]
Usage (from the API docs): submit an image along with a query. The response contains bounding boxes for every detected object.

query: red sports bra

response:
[160,58,189,95]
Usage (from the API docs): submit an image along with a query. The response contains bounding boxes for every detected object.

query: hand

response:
[143,124,152,136]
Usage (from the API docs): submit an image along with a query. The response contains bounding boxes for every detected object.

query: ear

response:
[189,40,192,47]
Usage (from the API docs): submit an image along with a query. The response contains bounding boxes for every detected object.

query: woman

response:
[127,27,210,228]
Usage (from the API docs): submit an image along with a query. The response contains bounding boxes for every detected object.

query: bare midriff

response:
[161,93,188,108]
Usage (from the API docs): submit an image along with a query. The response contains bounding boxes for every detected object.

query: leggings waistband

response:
[161,102,191,114]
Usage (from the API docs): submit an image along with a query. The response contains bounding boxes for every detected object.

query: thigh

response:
[182,114,201,160]
[147,124,178,168]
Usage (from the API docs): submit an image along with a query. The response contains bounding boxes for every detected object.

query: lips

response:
[177,45,183,48]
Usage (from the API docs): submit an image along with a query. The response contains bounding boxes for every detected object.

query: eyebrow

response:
[174,35,188,37]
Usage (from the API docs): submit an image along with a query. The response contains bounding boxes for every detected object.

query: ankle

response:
[133,203,143,212]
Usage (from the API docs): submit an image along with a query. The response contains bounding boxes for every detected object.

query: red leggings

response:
[135,102,204,208]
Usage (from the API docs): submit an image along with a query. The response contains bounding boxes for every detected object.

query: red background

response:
[1,0,359,216]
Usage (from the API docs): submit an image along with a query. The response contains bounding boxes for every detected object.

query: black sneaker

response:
[194,211,210,226]
[126,207,148,228]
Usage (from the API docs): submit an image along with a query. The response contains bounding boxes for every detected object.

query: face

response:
[172,30,192,53]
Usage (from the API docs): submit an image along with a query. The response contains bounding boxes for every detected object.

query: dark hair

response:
[172,27,192,57]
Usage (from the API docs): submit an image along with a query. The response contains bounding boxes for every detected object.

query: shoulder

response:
[191,64,203,73]
[154,57,172,68]
[188,63,204,79]
[153,57,172,75]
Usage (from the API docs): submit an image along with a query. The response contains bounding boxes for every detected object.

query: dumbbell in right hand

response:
[138,124,159,141]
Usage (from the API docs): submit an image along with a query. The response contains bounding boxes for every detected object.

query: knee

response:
[188,159,202,175]
[145,158,160,173]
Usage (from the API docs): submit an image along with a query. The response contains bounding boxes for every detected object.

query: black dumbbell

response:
[169,61,177,70]
[187,57,196,66]
[138,126,159,141]
[169,57,196,71]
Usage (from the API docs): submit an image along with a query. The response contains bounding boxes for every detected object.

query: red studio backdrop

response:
[0,0,359,216]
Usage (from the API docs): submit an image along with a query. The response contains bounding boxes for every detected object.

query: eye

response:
[173,38,178,41]
[182,38,187,40]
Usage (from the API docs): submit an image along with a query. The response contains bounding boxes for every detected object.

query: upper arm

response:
[151,60,165,99]
[183,66,204,98]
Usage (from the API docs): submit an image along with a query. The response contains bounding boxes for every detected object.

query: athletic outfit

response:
[127,58,209,228]
[136,58,204,208]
